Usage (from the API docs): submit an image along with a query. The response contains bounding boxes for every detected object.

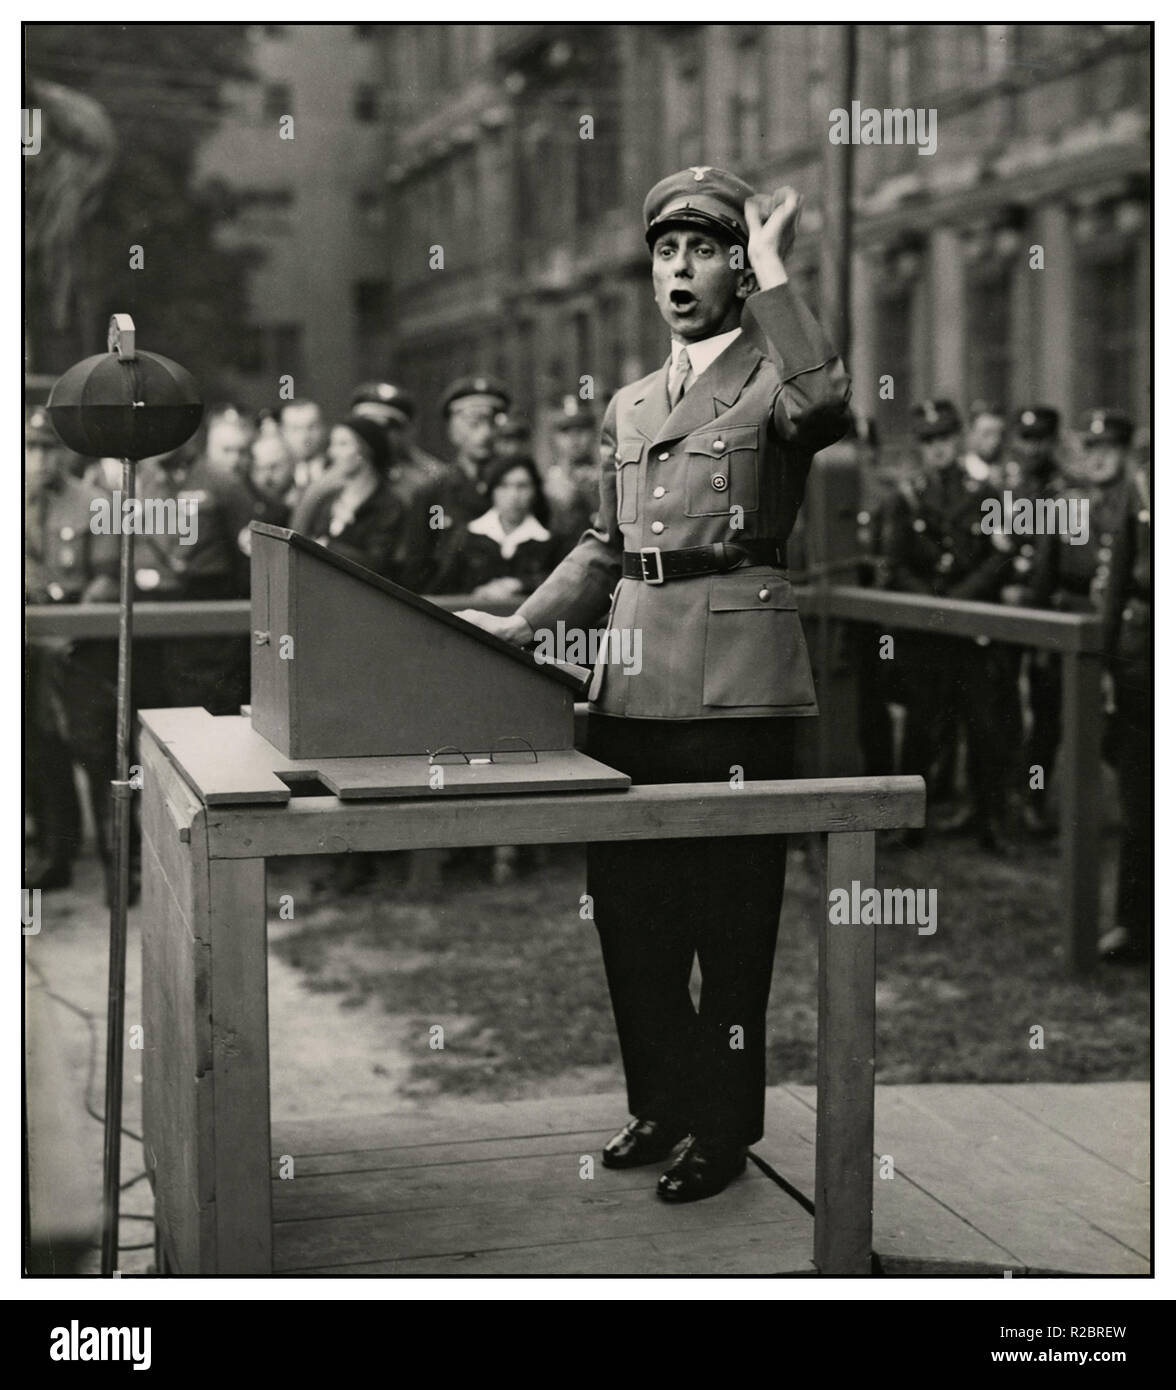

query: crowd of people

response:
[852,397,1151,964]
[24,377,1151,964]
[23,375,602,895]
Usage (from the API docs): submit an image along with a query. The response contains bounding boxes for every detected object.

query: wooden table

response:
[139,707,924,1277]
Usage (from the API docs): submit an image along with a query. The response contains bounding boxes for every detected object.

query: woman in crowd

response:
[456,455,559,603]
[299,415,404,580]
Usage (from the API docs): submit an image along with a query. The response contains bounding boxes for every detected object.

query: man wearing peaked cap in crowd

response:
[879,398,1017,851]
[1002,405,1065,833]
[461,165,852,1202]
[427,375,513,593]
[25,407,120,892]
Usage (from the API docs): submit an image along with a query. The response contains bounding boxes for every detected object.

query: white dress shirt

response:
[667,326,743,394]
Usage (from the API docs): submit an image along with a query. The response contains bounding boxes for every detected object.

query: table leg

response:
[814,830,876,1275]
[207,856,271,1274]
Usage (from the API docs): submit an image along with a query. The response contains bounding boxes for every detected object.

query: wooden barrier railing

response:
[803,585,1105,974]
[27,586,1105,972]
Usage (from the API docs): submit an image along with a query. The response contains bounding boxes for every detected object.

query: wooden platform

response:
[269,1083,1149,1277]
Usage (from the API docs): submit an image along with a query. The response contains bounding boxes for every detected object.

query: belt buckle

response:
[638,546,664,584]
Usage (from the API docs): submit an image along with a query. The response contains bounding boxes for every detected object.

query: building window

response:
[241,324,303,384]
[965,262,1013,409]
[1075,242,1137,414]
[263,83,292,120]
[354,84,379,123]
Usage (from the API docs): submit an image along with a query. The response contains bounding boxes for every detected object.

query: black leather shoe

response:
[601,1117,689,1170]
[656,1136,747,1202]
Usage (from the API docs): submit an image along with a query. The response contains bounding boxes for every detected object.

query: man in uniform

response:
[24,407,119,889]
[1003,406,1065,831]
[961,400,1005,484]
[461,168,851,1201]
[428,375,512,593]
[329,381,450,591]
[545,395,601,559]
[1100,415,1150,964]
[879,399,1016,850]
[95,442,253,714]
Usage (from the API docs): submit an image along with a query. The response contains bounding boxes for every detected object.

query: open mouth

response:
[669,289,698,311]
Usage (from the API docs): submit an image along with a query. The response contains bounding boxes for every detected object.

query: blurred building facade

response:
[379,23,1150,461]
[196,22,394,417]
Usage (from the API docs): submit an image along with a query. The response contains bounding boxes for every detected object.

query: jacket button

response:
[758,588,770,601]
[650,521,665,535]
[613,451,621,463]
[657,451,669,462]
[711,474,728,491]
[653,486,666,499]
[60,525,75,541]
[712,439,725,452]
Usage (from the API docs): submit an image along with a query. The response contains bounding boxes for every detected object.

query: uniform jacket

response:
[517,282,852,719]
[25,475,118,604]
[1027,476,1130,616]
[1102,466,1150,664]
[879,462,1013,602]
[132,455,252,600]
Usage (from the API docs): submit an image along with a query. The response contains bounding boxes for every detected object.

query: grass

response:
[268,835,1149,1102]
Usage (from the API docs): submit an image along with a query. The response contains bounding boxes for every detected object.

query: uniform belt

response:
[622,539,786,584]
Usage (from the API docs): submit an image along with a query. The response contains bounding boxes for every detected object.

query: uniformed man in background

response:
[1025,409,1134,828]
[1100,415,1150,965]
[462,167,851,1201]
[1004,405,1065,832]
[428,375,512,593]
[879,399,1016,851]
[24,407,119,890]
[99,442,252,714]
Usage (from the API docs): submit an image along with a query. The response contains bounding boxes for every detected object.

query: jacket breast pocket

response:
[613,440,643,524]
[702,574,817,709]
[685,424,759,518]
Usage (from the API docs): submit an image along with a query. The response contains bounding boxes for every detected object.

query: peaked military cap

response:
[1080,408,1133,445]
[351,380,416,422]
[643,166,757,249]
[441,375,511,417]
[1014,405,1060,440]
[911,399,962,441]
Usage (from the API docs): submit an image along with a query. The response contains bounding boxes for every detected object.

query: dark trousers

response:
[1026,652,1062,788]
[584,713,795,1148]
[897,635,1008,827]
